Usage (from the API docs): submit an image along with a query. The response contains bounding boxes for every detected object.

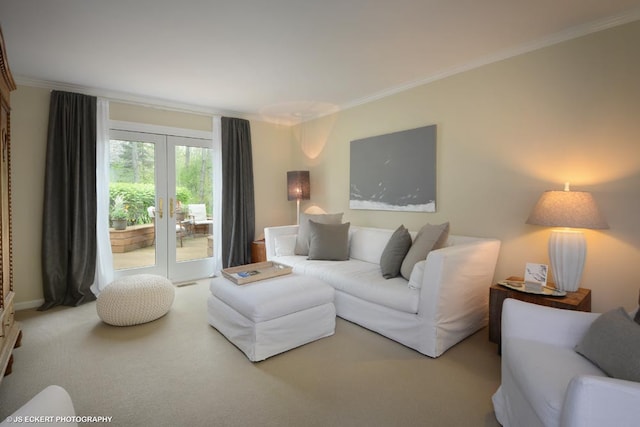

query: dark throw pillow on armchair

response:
[575,307,640,382]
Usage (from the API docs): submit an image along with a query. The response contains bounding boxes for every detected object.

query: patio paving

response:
[112,235,211,270]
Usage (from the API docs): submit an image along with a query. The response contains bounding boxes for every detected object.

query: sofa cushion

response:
[400,222,449,280]
[308,221,350,261]
[289,258,419,313]
[380,225,412,279]
[575,307,640,382]
[295,212,343,255]
[209,274,334,323]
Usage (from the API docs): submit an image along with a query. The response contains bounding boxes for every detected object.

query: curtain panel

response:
[91,98,114,296]
[221,117,255,267]
[40,91,97,310]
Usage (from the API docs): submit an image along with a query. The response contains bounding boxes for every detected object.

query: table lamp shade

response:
[287,171,310,201]
[526,187,608,292]
[526,190,608,229]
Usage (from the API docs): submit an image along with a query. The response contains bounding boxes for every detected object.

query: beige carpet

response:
[0,280,502,426]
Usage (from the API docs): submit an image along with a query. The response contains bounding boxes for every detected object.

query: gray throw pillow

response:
[400,222,449,280]
[380,225,412,279]
[295,212,344,255]
[307,221,350,261]
[575,307,640,382]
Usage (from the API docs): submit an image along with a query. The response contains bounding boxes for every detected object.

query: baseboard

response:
[15,299,44,311]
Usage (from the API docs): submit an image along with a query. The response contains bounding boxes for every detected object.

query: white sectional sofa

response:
[264,224,501,358]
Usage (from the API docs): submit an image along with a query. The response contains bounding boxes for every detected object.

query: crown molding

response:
[13,75,267,123]
[338,9,640,114]
[13,8,640,127]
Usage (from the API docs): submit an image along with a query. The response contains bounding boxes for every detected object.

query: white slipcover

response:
[0,386,77,427]
[492,299,640,427]
[265,225,501,358]
[208,274,335,362]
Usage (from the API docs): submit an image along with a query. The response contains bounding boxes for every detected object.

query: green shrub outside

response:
[110,183,192,225]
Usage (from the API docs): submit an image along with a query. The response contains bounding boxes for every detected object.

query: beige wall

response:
[11,86,50,305]
[9,21,640,312]
[10,90,293,307]
[109,102,213,131]
[291,21,640,312]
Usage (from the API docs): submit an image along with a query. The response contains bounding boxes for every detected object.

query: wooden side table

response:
[489,278,591,350]
[251,239,266,263]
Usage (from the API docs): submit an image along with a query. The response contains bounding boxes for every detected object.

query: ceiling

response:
[2,0,640,125]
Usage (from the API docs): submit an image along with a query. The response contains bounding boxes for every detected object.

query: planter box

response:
[110,224,155,253]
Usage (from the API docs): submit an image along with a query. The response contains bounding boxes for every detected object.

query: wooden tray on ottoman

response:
[221,261,292,285]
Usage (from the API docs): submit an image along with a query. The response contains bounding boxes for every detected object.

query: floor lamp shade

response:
[287,171,310,224]
[287,171,310,201]
[526,187,608,291]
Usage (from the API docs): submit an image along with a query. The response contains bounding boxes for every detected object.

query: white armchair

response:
[492,299,640,427]
[0,385,77,426]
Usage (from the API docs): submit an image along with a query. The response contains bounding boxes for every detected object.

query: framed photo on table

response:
[525,263,548,286]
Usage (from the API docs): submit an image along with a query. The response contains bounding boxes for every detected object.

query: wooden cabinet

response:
[0,24,21,384]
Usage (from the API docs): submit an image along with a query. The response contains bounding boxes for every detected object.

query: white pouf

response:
[207,273,335,362]
[97,274,175,326]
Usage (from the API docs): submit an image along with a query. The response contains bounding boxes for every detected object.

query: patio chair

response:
[147,206,184,247]
[187,204,213,236]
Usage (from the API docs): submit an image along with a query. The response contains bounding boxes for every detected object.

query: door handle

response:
[170,198,174,218]
[158,198,164,219]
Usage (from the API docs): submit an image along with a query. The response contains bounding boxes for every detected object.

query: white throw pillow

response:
[408,260,426,289]
[274,234,297,256]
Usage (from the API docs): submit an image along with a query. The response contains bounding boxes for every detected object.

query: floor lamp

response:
[526,183,608,291]
[287,171,310,224]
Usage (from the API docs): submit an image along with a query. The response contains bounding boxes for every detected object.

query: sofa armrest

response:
[561,375,640,427]
[419,237,501,318]
[264,225,299,260]
[502,299,600,348]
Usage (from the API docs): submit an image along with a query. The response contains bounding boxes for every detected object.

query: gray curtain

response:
[221,117,255,267]
[39,91,97,310]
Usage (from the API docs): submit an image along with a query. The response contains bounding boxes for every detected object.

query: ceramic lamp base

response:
[548,229,586,292]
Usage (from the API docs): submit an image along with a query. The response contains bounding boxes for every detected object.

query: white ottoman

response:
[97,274,175,326]
[207,274,335,361]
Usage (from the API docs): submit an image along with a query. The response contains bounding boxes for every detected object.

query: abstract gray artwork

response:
[350,125,436,212]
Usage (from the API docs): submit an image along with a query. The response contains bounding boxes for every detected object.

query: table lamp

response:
[287,171,310,224]
[526,183,608,292]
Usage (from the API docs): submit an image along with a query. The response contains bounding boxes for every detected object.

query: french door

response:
[109,129,214,282]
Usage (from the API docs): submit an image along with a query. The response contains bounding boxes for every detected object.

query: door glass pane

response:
[109,139,157,270]
[174,144,213,262]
